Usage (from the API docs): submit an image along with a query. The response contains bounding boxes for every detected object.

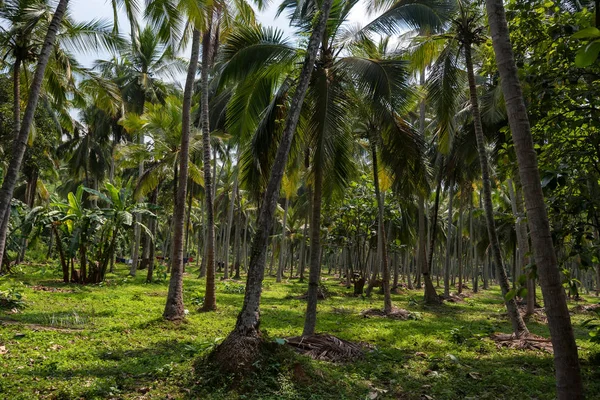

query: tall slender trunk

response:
[230,0,333,337]
[130,132,145,276]
[277,197,289,283]
[464,42,527,335]
[444,178,454,297]
[424,171,442,304]
[508,178,533,314]
[457,191,464,293]
[298,212,308,281]
[224,169,239,279]
[233,195,242,280]
[485,2,583,396]
[146,189,158,283]
[184,181,194,273]
[372,146,392,313]
[0,57,25,268]
[303,156,324,336]
[53,225,69,283]
[163,28,201,320]
[199,26,217,311]
[0,0,70,236]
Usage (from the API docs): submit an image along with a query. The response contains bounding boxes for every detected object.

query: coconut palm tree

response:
[484,0,583,396]
[348,35,426,314]
[0,0,122,268]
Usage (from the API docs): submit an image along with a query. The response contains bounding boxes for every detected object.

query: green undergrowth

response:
[1,262,600,399]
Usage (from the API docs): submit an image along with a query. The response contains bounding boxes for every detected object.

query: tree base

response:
[209,331,264,374]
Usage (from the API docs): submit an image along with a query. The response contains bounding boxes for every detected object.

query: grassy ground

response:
[1,262,599,400]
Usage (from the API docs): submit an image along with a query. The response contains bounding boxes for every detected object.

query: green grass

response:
[1,262,600,399]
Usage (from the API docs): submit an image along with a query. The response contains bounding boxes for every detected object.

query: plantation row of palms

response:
[1,0,599,398]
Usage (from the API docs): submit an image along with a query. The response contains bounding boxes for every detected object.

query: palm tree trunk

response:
[444,178,454,297]
[485,2,582,395]
[224,169,239,279]
[199,26,217,311]
[163,28,201,320]
[371,146,392,313]
[0,57,24,269]
[228,0,334,338]
[508,178,533,314]
[233,196,242,280]
[303,155,324,336]
[457,192,464,294]
[277,197,289,283]
[424,172,442,304]
[0,0,70,244]
[53,225,69,283]
[464,41,528,335]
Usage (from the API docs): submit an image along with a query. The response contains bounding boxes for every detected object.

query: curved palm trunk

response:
[372,146,392,313]
[200,27,217,311]
[0,0,70,255]
[485,1,582,396]
[303,156,324,336]
[163,28,201,320]
[229,0,334,337]
[464,42,527,335]
[0,58,23,269]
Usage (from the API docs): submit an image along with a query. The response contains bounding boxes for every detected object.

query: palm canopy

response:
[118,95,205,200]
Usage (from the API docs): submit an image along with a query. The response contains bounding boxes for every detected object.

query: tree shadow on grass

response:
[23,339,202,399]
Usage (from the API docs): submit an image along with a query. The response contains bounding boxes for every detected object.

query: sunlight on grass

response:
[0,263,599,399]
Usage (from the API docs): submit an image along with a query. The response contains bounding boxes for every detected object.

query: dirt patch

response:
[360,307,412,320]
[30,285,74,293]
[440,293,465,303]
[285,334,368,362]
[490,332,553,353]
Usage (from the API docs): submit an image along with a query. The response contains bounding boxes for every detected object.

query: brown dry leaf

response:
[468,372,482,380]
[286,334,367,362]
[0,345,7,355]
[49,344,63,351]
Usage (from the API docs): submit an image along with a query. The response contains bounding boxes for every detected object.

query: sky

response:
[69,0,372,73]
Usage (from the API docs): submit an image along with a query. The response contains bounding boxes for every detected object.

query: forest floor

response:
[1,262,600,400]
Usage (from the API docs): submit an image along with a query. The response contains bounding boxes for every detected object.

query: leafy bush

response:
[0,287,25,309]
[222,283,245,294]
[582,309,600,343]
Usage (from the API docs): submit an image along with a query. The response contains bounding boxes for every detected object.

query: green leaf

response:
[575,41,600,67]
[572,27,600,39]
[504,289,517,301]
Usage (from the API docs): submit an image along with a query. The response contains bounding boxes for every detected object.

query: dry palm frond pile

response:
[490,332,553,353]
[573,303,600,313]
[285,334,367,362]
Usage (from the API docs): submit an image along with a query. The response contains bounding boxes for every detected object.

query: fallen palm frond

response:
[285,334,367,362]
[490,332,553,353]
